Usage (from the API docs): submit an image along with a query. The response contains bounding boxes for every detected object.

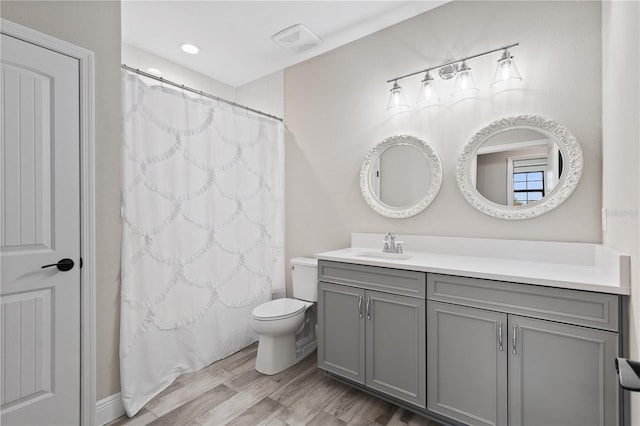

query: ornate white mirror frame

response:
[360,134,443,218]
[457,115,583,220]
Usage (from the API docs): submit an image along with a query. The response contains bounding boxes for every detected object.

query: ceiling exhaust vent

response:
[272,24,321,53]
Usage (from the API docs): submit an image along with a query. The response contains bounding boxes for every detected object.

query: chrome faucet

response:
[383,232,403,254]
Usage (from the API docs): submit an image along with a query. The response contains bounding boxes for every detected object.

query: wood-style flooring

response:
[109,343,442,426]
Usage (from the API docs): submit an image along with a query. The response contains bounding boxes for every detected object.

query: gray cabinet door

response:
[366,291,426,408]
[317,282,365,384]
[427,301,508,426]
[509,315,618,426]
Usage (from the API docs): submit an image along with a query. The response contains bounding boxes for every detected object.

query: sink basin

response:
[355,251,412,260]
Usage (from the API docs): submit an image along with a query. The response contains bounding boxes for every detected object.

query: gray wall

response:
[602,0,640,420]
[1,1,123,399]
[285,0,603,297]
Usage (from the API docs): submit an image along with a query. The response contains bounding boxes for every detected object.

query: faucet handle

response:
[395,242,404,254]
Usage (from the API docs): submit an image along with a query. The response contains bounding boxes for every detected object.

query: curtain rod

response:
[121,64,283,122]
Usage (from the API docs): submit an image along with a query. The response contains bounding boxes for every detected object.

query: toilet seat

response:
[252,298,307,321]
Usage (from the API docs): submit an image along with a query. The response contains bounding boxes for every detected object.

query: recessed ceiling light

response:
[147,68,162,76]
[180,43,200,55]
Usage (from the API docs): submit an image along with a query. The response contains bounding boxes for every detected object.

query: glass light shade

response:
[491,50,522,88]
[416,73,441,108]
[451,62,478,99]
[387,81,410,112]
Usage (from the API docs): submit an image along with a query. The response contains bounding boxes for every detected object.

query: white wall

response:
[602,0,640,422]
[285,1,603,296]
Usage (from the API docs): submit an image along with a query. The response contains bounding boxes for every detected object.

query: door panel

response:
[366,290,425,408]
[509,316,618,426]
[1,63,52,249]
[1,33,80,425]
[317,282,365,384]
[427,301,508,426]
[1,290,52,405]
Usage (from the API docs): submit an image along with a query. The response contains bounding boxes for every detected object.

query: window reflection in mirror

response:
[473,129,563,206]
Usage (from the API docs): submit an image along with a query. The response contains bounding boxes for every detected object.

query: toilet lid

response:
[252,298,307,321]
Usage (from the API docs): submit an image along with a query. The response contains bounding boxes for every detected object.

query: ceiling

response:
[121,1,448,87]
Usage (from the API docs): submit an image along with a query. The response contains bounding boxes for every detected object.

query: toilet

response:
[251,257,318,375]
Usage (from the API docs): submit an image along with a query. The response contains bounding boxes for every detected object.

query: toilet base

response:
[255,334,317,375]
[255,334,295,375]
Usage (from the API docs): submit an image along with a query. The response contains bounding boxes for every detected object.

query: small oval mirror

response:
[457,115,583,220]
[361,135,442,218]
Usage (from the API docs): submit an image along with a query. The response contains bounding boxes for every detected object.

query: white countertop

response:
[315,234,631,295]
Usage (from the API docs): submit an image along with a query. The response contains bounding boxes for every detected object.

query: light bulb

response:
[460,72,469,90]
[501,61,512,80]
[416,72,441,108]
[451,61,478,98]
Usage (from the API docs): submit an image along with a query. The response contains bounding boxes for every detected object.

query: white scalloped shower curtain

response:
[119,71,284,416]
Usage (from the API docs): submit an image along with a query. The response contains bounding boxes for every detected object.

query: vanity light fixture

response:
[387,80,410,112]
[438,64,458,80]
[180,43,200,55]
[386,42,521,110]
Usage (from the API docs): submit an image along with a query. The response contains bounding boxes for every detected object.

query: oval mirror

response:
[457,115,583,220]
[361,134,442,218]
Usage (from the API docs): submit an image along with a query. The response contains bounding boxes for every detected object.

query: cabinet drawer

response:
[319,260,425,298]
[427,274,619,331]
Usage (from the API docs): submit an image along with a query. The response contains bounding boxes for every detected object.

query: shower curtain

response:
[119,71,284,416]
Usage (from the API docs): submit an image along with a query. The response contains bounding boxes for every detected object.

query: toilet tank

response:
[290,257,318,302]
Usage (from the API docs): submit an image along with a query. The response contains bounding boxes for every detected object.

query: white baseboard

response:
[96,392,125,425]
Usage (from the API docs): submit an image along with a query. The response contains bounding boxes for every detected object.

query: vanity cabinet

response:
[317,261,426,408]
[316,257,624,426]
[427,274,620,426]
[427,301,508,426]
[317,282,365,384]
[508,315,617,426]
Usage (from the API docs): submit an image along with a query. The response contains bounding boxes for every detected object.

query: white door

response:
[1,33,81,425]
